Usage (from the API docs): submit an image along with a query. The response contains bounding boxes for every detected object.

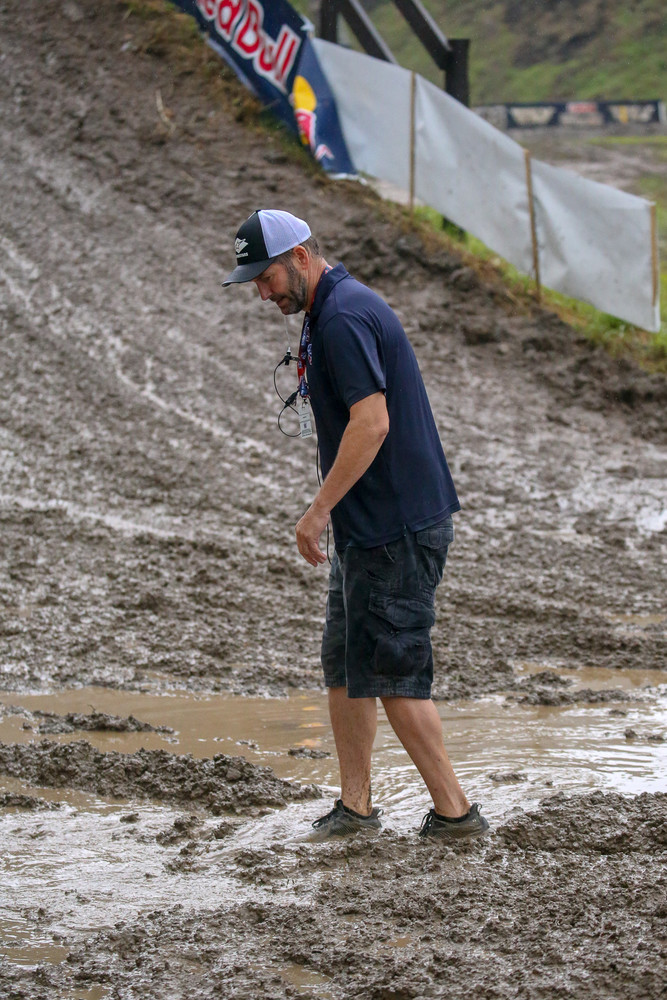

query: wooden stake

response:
[524,149,541,302]
[409,71,416,216]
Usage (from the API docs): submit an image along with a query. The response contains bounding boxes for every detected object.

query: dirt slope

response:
[1,0,665,700]
[0,3,666,999]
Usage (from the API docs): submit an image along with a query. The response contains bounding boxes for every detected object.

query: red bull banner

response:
[173,0,307,128]
[291,38,355,175]
[171,1,354,175]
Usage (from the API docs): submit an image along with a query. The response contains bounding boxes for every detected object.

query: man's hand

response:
[295,502,330,566]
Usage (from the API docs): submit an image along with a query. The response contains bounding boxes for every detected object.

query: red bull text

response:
[196,0,301,92]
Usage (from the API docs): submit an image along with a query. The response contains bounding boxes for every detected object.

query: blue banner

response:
[290,38,355,176]
[173,0,307,131]
[170,1,355,174]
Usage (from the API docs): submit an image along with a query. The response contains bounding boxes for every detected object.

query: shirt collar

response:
[308,263,349,323]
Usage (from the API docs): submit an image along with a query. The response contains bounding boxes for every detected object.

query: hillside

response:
[303,0,667,104]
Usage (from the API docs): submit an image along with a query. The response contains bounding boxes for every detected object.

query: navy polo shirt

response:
[305,264,460,549]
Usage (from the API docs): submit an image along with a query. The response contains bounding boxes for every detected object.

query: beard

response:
[275,257,308,314]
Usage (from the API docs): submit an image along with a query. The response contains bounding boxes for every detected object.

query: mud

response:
[1,0,666,703]
[0,739,319,813]
[506,669,641,706]
[0,792,61,812]
[2,794,665,999]
[1,1,666,997]
[2,704,175,735]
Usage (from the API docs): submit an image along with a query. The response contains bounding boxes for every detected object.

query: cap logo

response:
[235,237,248,255]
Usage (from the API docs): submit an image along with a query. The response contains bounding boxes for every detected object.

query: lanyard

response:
[297,266,332,401]
[297,315,311,399]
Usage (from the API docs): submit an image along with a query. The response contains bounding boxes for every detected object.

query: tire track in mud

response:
[0,112,321,692]
[0,156,303,477]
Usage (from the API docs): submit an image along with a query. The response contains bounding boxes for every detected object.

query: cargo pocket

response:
[415,518,454,589]
[369,590,435,677]
[415,521,454,551]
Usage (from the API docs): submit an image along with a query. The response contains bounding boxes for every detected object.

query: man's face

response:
[253,253,308,315]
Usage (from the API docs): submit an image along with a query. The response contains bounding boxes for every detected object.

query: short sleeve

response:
[320,310,386,410]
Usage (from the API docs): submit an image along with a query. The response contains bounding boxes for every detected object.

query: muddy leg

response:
[381,696,470,817]
[328,687,377,815]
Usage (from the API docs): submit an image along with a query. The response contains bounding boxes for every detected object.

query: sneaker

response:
[308,799,383,842]
[418,803,490,841]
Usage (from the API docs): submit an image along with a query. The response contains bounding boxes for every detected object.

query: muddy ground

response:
[0,2,666,998]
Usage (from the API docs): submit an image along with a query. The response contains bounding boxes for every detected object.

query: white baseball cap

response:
[222,209,311,285]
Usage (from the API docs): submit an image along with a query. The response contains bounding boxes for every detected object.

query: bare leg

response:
[381,696,470,817]
[328,686,377,815]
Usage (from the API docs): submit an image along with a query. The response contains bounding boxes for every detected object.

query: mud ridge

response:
[0,792,61,811]
[0,740,321,813]
[2,705,175,735]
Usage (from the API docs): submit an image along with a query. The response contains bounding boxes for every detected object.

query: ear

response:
[291,244,310,270]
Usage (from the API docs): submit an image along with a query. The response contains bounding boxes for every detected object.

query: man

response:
[223,209,489,841]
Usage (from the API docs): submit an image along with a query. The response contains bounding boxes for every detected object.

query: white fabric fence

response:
[312,39,660,333]
[314,42,414,193]
[414,76,534,277]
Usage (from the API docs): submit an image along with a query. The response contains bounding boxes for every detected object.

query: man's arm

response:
[295,391,389,566]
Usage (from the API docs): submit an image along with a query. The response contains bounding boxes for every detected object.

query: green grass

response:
[592,136,667,148]
[300,0,667,105]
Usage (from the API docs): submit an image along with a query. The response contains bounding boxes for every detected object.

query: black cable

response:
[274,352,301,437]
[277,403,301,437]
[273,351,296,405]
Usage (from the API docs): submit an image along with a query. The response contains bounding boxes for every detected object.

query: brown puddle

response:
[514,659,667,687]
[280,964,336,998]
[1,680,666,818]
[1,678,666,970]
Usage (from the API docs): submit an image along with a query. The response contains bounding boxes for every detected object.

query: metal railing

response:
[318,0,469,105]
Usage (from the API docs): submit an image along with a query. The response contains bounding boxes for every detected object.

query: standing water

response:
[1,672,665,975]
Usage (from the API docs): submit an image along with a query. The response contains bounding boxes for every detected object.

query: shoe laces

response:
[419,809,437,835]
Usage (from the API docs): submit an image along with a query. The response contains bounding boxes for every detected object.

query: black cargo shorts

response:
[320,516,454,699]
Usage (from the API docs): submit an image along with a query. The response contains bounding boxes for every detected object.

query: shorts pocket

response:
[415,519,454,551]
[369,591,434,677]
[359,540,400,587]
[415,518,453,589]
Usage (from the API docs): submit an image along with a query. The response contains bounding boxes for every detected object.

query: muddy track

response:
[0,1,665,701]
[1,791,665,999]
[1,2,666,998]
